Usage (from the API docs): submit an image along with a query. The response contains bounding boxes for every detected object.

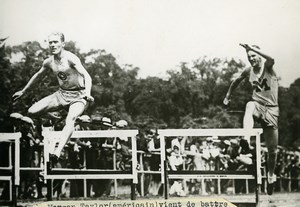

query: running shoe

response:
[267,173,276,195]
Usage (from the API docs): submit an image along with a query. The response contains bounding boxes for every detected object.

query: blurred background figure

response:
[146,129,163,196]
[18,116,43,199]
[93,116,114,197]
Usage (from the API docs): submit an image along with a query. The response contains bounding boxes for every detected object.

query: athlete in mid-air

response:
[13,32,94,162]
[223,44,279,195]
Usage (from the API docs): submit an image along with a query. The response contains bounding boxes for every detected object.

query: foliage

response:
[0,39,299,147]
[278,79,300,148]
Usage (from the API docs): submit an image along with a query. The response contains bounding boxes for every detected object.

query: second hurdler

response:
[13,32,94,163]
[223,44,279,195]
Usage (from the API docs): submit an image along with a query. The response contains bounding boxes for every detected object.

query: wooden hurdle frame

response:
[158,128,263,207]
[0,132,21,207]
[43,129,139,200]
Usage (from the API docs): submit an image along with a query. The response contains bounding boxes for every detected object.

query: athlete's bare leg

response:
[28,93,64,154]
[243,101,256,142]
[28,93,63,116]
[53,101,86,158]
[264,126,278,195]
[264,127,278,176]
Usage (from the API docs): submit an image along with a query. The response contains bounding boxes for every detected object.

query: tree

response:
[279,79,300,148]
[0,37,14,131]
[1,39,299,148]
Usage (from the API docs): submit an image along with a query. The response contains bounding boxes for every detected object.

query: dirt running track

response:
[13,192,300,207]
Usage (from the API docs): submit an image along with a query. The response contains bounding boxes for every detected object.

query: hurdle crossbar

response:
[158,128,262,137]
[43,130,138,139]
[168,170,255,179]
[47,168,133,179]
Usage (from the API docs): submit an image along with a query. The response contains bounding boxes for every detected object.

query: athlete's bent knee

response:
[28,106,39,116]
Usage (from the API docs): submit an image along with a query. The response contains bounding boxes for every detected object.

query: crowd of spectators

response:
[163,135,300,196]
[0,114,299,200]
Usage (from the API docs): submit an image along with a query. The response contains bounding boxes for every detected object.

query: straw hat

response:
[116,120,128,128]
[78,115,91,123]
[101,117,113,127]
[10,112,23,120]
[21,116,34,125]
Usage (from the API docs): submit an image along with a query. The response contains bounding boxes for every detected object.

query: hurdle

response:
[158,128,263,206]
[43,129,139,200]
[0,132,21,207]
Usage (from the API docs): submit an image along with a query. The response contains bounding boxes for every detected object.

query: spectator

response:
[136,130,152,196]
[236,138,254,168]
[219,140,231,170]
[202,137,220,171]
[202,137,220,194]
[168,136,186,171]
[147,129,163,196]
[226,139,240,171]
[289,157,299,192]
[116,137,131,171]
[168,141,185,197]
[18,116,40,199]
[68,115,91,198]
[188,139,205,171]
[93,117,114,197]
[169,145,184,171]
[85,115,102,197]
[115,119,131,170]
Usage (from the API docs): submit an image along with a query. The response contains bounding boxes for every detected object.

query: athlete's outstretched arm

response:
[13,60,50,101]
[240,44,275,68]
[223,68,249,105]
[69,54,94,102]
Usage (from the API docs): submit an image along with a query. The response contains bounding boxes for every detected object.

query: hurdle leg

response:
[201,179,205,195]
[47,179,52,201]
[12,165,17,207]
[8,143,13,203]
[255,169,261,207]
[46,162,52,201]
[164,160,168,199]
[232,179,235,194]
[254,156,260,206]
[13,139,19,207]
[129,158,136,200]
[256,185,260,207]
[255,132,262,206]
[131,180,136,200]
[140,153,145,196]
[113,148,118,198]
[246,179,249,194]
[83,149,87,198]
[217,178,221,195]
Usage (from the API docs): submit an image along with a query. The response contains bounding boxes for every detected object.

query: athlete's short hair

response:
[48,32,65,42]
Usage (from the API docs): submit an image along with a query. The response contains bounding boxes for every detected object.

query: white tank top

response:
[51,53,85,90]
[249,65,278,106]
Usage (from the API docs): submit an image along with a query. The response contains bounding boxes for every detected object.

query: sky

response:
[1,0,300,87]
